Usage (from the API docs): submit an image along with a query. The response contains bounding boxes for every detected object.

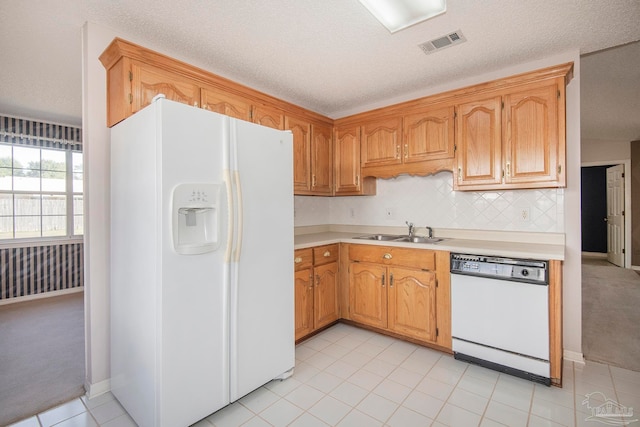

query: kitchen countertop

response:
[294,231,565,261]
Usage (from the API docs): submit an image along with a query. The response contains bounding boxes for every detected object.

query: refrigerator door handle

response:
[233,170,243,262]
[224,169,234,262]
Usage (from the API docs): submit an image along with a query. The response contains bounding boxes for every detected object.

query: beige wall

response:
[582,138,630,163]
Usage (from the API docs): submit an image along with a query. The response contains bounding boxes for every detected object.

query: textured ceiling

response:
[1,0,639,142]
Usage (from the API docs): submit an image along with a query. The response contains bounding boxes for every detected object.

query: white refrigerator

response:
[110,96,295,427]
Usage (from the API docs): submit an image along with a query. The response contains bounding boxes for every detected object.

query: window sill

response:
[0,236,84,249]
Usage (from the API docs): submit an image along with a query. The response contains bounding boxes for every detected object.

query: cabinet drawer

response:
[294,248,313,271]
[313,244,339,266]
[349,245,435,270]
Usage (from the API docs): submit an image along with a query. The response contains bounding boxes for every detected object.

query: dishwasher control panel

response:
[450,253,548,285]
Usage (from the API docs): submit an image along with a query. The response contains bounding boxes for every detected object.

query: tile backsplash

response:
[294,172,564,233]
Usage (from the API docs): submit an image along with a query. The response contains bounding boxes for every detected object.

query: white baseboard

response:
[564,349,585,365]
[84,378,111,400]
[0,287,83,306]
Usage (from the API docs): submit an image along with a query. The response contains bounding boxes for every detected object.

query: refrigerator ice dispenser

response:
[172,183,221,254]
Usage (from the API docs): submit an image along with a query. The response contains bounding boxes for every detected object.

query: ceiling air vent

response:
[419,30,467,55]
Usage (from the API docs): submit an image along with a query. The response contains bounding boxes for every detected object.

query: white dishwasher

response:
[450,253,550,385]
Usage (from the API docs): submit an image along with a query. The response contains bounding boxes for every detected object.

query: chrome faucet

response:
[425,226,433,238]
[405,221,414,237]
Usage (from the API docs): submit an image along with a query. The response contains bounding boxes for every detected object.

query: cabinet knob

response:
[323,251,331,257]
[294,257,302,263]
[383,253,392,260]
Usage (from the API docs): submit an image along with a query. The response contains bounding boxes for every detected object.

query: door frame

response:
[581,160,631,268]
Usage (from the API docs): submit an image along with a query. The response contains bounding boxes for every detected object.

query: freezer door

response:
[228,118,295,401]
[158,100,231,425]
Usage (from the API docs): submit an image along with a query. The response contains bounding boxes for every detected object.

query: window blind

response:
[0,114,82,151]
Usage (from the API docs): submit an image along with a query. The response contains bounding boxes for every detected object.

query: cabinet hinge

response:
[501,101,504,109]
[436,328,439,337]
[557,90,561,99]
[453,144,457,152]
[622,172,625,178]
[128,93,133,104]
[622,210,625,216]
[454,111,457,119]
[129,71,133,81]
[558,165,562,174]
[622,248,626,254]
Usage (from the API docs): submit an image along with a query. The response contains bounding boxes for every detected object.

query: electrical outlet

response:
[385,208,395,220]
[520,208,530,222]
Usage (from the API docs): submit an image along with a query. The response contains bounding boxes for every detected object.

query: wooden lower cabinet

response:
[349,262,438,343]
[387,267,437,342]
[349,263,387,328]
[347,244,447,347]
[294,268,314,340]
[313,262,339,329]
[294,245,340,341]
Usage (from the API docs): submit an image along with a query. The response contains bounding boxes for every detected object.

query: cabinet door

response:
[334,125,362,194]
[361,118,402,167]
[311,123,334,195]
[201,87,252,121]
[455,96,502,188]
[349,262,387,328]
[403,106,455,162]
[253,104,284,130]
[314,262,339,329]
[503,81,561,185]
[131,61,200,114]
[388,267,437,342]
[295,267,314,340]
[286,116,312,193]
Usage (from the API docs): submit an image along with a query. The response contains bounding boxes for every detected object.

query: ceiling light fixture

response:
[358,0,447,33]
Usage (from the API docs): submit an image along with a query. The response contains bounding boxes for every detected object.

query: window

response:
[0,144,83,239]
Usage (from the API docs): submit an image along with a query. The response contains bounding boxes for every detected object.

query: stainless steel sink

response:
[354,234,403,241]
[354,234,444,244]
[393,236,443,244]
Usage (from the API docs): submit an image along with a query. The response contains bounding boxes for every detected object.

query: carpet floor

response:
[582,258,640,372]
[0,292,85,426]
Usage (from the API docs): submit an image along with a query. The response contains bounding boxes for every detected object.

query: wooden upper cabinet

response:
[131,61,201,114]
[311,123,334,195]
[286,116,312,193]
[361,117,402,167]
[334,125,362,194]
[455,96,503,188]
[253,104,284,130]
[201,86,252,121]
[288,118,334,196]
[503,80,563,186]
[403,106,455,162]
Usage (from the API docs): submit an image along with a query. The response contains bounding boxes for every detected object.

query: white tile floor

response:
[10,323,640,427]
